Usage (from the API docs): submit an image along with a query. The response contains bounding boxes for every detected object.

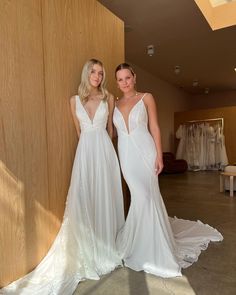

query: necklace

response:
[123,92,138,99]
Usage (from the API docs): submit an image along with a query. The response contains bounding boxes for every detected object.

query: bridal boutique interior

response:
[1,0,236,295]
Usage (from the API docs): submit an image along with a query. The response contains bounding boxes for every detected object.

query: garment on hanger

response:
[176,120,228,171]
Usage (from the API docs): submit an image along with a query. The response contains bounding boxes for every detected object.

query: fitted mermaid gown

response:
[113,93,223,278]
[0,96,124,294]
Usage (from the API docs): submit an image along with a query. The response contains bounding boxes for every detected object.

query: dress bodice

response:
[113,95,148,136]
[75,95,108,132]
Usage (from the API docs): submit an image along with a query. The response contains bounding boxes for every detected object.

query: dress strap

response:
[75,95,83,107]
[140,93,147,100]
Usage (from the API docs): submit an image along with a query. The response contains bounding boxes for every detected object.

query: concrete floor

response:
[74,171,236,295]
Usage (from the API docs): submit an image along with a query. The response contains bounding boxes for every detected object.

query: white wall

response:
[187,90,236,110]
[129,63,190,152]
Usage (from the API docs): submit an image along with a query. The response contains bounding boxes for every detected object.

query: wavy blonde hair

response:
[78,59,109,103]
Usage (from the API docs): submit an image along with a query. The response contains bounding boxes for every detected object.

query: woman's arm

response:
[107,94,115,139]
[144,93,163,175]
[70,96,81,139]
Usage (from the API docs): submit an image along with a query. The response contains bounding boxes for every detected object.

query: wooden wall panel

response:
[91,1,124,96]
[0,0,124,286]
[0,0,50,286]
[42,0,124,222]
[174,106,236,165]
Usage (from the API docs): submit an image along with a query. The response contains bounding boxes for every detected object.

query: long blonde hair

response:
[78,59,109,103]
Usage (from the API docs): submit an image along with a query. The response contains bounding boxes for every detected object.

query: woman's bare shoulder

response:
[70,95,78,109]
[143,92,154,99]
[143,92,156,102]
[70,95,77,101]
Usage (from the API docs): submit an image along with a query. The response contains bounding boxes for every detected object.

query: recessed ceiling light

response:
[147,45,154,57]
[234,67,236,72]
[174,66,180,74]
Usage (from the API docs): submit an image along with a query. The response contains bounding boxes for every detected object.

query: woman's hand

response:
[155,156,164,175]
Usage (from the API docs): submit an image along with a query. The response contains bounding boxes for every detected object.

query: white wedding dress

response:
[1,96,124,294]
[113,93,223,278]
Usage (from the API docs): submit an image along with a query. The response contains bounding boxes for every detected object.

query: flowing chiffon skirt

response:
[1,99,124,294]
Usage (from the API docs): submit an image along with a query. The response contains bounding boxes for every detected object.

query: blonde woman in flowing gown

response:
[0,59,124,294]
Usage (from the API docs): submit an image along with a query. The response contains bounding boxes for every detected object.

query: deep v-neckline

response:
[78,97,103,123]
[115,94,146,134]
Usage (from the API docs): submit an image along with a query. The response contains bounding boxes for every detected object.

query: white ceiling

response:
[99,0,236,94]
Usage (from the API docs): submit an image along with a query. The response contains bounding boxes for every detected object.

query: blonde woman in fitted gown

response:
[113,63,223,278]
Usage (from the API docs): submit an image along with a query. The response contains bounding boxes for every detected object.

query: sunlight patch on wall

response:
[0,160,24,218]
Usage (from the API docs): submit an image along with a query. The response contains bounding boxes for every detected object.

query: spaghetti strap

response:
[140,93,147,100]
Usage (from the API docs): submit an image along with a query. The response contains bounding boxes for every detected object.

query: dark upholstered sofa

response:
[162,152,188,174]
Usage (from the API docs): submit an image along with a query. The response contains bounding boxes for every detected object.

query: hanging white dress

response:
[176,124,185,159]
[206,125,216,168]
[199,123,206,170]
[0,96,125,295]
[113,93,223,278]
[218,127,228,168]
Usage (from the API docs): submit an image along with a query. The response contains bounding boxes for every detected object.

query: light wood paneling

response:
[0,0,50,286]
[0,0,124,286]
[174,106,236,164]
[42,0,124,220]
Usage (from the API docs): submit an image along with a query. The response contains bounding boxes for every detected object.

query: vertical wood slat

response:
[0,0,124,286]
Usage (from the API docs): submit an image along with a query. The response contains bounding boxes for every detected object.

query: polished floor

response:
[74,171,236,295]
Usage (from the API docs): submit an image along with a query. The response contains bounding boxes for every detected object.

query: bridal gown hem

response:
[113,93,223,278]
[0,96,125,295]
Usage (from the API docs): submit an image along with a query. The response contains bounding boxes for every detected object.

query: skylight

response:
[194,0,236,30]
[209,0,236,7]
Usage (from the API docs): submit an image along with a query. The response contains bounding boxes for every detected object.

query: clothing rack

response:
[185,117,224,131]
